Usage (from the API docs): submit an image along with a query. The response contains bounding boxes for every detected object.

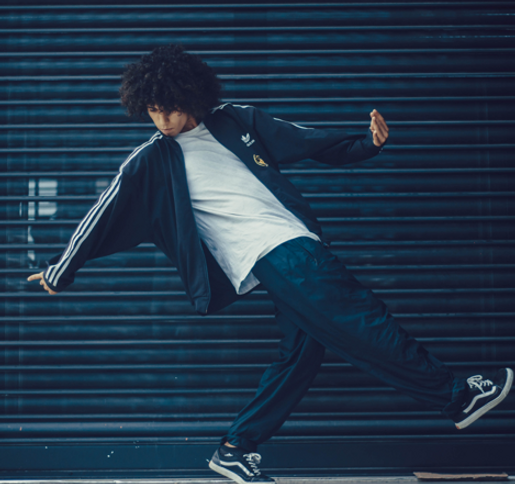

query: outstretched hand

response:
[369,109,389,147]
[27,271,58,295]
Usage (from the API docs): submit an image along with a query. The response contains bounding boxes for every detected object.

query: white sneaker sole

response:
[455,368,513,429]
[209,460,274,484]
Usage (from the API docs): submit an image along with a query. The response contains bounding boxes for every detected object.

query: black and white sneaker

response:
[209,446,275,484]
[454,368,513,429]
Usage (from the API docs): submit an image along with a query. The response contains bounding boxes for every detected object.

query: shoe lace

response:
[243,453,262,476]
[467,375,493,393]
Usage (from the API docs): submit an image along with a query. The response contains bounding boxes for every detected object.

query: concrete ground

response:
[0,478,512,484]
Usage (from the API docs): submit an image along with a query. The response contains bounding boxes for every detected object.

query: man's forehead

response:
[147,105,178,113]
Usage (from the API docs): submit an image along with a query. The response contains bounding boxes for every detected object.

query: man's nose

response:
[160,112,171,126]
[156,112,165,126]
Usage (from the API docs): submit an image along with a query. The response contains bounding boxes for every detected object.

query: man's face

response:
[147,105,195,137]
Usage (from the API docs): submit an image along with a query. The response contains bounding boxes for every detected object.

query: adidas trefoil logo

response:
[241,133,255,147]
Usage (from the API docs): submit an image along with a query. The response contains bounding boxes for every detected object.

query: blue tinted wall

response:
[1,1,514,477]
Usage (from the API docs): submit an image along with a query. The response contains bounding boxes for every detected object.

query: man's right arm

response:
[27,138,158,294]
[38,171,148,293]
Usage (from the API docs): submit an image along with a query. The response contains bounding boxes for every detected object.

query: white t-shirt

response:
[174,122,319,295]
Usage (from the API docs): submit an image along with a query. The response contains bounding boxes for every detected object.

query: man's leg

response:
[209,308,325,483]
[223,307,325,451]
[209,236,512,483]
[251,237,468,418]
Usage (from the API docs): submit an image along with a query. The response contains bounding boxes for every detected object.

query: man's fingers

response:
[370,109,384,122]
[370,109,389,132]
[27,272,43,281]
[372,111,389,131]
[373,131,383,147]
[372,131,384,147]
[369,109,390,147]
[370,116,380,132]
[27,271,57,295]
[41,281,57,295]
[370,117,388,146]
[372,127,387,146]
[375,116,389,133]
[374,118,389,140]
[369,114,388,133]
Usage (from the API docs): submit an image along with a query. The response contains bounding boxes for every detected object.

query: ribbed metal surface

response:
[1,1,515,476]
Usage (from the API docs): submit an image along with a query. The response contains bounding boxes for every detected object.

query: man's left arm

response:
[251,106,389,166]
[315,109,389,165]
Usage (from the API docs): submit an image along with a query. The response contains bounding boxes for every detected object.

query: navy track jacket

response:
[43,103,382,315]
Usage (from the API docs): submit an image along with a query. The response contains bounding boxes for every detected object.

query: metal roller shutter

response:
[1,1,514,478]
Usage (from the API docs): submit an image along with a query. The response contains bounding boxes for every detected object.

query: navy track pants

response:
[222,237,467,452]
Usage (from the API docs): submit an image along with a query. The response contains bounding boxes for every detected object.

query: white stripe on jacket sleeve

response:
[273,117,313,130]
[46,132,162,286]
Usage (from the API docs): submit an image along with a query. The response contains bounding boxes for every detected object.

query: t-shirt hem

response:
[234,231,321,295]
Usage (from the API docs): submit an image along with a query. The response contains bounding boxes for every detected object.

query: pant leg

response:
[251,237,467,419]
[223,307,325,452]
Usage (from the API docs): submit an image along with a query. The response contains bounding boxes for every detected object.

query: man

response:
[28,44,513,484]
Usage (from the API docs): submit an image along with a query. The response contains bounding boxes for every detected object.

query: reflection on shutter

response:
[1,1,514,478]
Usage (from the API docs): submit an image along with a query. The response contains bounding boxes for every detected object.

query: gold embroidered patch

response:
[253,154,268,167]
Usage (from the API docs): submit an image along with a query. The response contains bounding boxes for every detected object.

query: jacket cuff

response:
[43,254,70,293]
[43,267,61,293]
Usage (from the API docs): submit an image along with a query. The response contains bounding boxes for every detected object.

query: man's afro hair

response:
[119,44,221,121]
